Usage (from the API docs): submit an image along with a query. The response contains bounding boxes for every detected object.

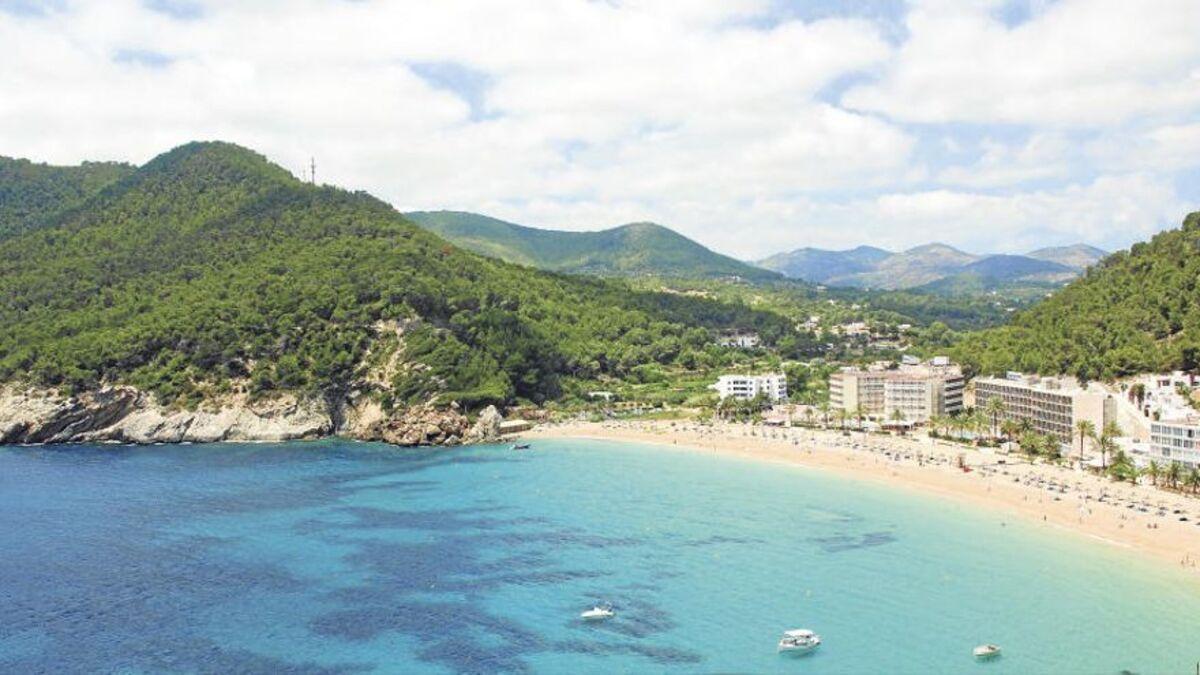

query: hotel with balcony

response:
[973,372,1115,449]
[828,357,964,424]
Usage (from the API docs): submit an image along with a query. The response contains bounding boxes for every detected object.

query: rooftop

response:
[836,358,961,380]
[975,372,1089,393]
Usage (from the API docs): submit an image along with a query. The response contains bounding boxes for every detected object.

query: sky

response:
[1,0,1198,259]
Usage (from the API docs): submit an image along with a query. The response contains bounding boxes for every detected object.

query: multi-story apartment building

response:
[711,373,788,402]
[1148,417,1200,469]
[828,358,964,424]
[974,373,1115,448]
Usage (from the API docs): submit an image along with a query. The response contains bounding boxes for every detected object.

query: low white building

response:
[718,333,760,349]
[711,373,788,402]
[1119,372,1200,468]
[1133,371,1199,418]
[836,322,870,337]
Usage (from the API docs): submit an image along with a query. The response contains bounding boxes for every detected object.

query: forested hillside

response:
[0,156,133,239]
[407,210,780,281]
[951,211,1200,380]
[0,142,790,410]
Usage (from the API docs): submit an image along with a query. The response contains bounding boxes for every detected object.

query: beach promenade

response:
[526,420,1200,578]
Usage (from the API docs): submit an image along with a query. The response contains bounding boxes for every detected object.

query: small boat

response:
[777,629,821,655]
[580,603,614,621]
[511,443,531,450]
[973,644,1002,659]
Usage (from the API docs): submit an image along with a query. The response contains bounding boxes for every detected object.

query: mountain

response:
[849,243,980,289]
[757,241,1103,292]
[951,211,1200,381]
[914,255,1077,296]
[0,156,134,239]
[1025,244,1107,270]
[406,210,781,281]
[754,245,890,283]
[757,242,980,289]
[0,142,788,422]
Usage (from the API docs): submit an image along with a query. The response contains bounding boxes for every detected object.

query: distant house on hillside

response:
[717,332,760,349]
[834,321,869,337]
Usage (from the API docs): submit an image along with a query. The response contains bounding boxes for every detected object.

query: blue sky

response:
[1,0,1198,258]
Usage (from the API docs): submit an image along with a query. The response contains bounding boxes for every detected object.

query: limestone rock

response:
[0,386,332,445]
[465,405,503,443]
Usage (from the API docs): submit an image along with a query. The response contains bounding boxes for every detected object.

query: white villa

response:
[711,373,788,402]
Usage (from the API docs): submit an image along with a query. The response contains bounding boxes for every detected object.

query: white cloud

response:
[1086,122,1200,173]
[0,0,1197,260]
[785,173,1186,256]
[844,0,1200,127]
[937,133,1074,188]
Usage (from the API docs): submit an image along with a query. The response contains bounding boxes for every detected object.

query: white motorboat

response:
[973,644,1001,659]
[777,629,821,654]
[580,603,614,621]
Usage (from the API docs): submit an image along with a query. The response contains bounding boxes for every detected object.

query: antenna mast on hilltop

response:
[309,157,316,185]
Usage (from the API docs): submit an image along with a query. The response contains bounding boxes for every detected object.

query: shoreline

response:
[525,420,1200,580]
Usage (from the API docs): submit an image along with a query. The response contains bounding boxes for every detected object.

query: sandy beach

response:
[525,420,1200,579]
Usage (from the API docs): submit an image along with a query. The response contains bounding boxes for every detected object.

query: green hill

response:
[951,211,1200,380]
[406,210,780,281]
[0,156,134,239]
[0,142,790,410]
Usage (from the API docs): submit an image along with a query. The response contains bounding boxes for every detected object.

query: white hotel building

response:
[974,373,1115,449]
[828,358,964,424]
[1149,418,1200,469]
[711,373,788,402]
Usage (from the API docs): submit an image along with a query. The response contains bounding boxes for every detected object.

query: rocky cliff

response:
[0,386,507,447]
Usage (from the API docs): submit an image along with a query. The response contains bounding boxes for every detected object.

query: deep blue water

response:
[2,438,1199,674]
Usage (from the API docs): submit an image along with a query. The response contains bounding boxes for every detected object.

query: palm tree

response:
[1187,468,1200,495]
[1019,432,1043,462]
[1043,437,1064,464]
[969,409,988,443]
[1166,461,1184,491]
[1000,419,1019,442]
[1017,418,1034,436]
[1091,421,1122,471]
[818,401,831,428]
[983,396,1005,439]
[835,408,849,432]
[1107,450,1136,483]
[950,413,969,439]
[889,408,906,434]
[927,414,944,437]
[852,405,866,431]
[1144,460,1161,487]
[1075,419,1095,467]
[1129,382,1147,409]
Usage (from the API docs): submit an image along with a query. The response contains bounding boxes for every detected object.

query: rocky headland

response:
[0,386,507,446]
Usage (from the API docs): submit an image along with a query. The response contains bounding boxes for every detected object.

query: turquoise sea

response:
[1,437,1198,674]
